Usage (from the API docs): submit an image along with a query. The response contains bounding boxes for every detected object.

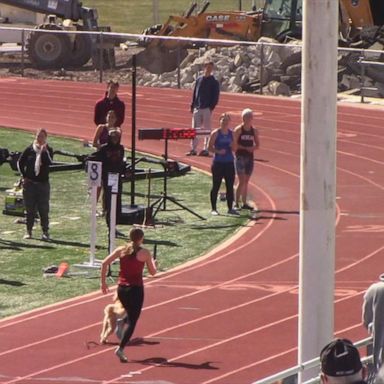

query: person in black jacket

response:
[17,129,53,240]
[88,129,125,237]
[94,80,125,128]
[187,61,220,157]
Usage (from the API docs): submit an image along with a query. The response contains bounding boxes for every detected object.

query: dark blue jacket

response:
[191,75,220,111]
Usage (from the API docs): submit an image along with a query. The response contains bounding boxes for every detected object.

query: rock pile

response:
[137,37,302,96]
[137,37,384,98]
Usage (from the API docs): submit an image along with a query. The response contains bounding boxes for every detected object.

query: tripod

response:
[150,136,206,221]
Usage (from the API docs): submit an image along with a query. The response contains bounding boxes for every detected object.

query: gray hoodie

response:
[362,279,384,370]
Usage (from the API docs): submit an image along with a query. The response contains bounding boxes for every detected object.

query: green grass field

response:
[82,0,265,33]
[0,127,249,318]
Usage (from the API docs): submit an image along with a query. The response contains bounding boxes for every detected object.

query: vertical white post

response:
[109,193,117,254]
[299,0,338,381]
[88,161,102,267]
[108,172,119,254]
[90,186,97,264]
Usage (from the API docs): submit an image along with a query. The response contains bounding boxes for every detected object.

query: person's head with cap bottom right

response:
[320,338,367,383]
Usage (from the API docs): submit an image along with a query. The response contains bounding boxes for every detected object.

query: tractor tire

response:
[27,25,70,69]
[66,26,92,68]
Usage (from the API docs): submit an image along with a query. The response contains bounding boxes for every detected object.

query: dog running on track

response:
[100,295,126,344]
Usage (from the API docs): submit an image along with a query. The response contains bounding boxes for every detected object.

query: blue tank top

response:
[213,130,234,163]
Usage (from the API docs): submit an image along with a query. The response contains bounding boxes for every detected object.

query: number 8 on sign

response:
[88,161,102,187]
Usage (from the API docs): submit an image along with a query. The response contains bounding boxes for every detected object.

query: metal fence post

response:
[99,32,104,84]
[177,45,181,89]
[259,42,264,95]
[360,49,365,104]
[21,29,25,77]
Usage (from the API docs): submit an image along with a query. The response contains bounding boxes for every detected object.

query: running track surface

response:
[0,78,383,384]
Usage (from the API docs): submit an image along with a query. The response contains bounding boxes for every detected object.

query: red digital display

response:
[163,128,196,140]
[139,128,196,140]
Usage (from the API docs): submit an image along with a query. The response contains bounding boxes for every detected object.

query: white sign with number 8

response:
[88,161,102,187]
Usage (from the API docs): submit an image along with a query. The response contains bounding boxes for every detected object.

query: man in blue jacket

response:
[187,61,220,156]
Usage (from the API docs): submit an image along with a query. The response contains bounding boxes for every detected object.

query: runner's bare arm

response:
[100,247,123,293]
[208,130,219,154]
[138,248,157,276]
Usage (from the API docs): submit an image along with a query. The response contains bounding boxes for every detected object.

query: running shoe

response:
[198,149,209,157]
[211,210,219,216]
[115,347,128,363]
[186,150,197,156]
[228,209,240,216]
[23,231,32,239]
[241,203,254,210]
[41,232,50,241]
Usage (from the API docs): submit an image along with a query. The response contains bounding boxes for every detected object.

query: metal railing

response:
[358,55,384,104]
[253,336,373,384]
[1,26,384,102]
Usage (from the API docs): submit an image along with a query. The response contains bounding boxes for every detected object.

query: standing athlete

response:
[233,108,260,209]
[100,228,157,363]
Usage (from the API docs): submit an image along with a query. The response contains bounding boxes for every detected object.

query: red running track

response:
[0,78,383,384]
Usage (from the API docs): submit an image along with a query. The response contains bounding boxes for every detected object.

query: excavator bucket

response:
[133,46,188,74]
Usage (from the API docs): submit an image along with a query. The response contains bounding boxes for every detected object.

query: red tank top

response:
[118,248,145,286]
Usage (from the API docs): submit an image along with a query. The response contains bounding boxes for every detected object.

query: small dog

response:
[100,296,126,344]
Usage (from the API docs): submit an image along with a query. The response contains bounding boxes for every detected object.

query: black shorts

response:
[235,155,254,176]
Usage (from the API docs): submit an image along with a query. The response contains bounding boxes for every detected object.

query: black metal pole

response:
[163,137,168,210]
[259,42,264,95]
[21,29,25,77]
[131,54,137,206]
[238,0,242,11]
[99,32,104,83]
[177,46,181,89]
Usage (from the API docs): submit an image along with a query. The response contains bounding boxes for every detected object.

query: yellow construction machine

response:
[135,0,384,73]
[135,1,264,73]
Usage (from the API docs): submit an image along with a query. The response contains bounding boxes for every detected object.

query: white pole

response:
[109,193,117,254]
[108,172,119,254]
[299,0,338,382]
[75,161,102,270]
[89,185,97,264]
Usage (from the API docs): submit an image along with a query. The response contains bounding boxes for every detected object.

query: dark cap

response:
[320,339,362,377]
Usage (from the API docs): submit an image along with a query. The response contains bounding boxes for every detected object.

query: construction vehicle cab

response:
[262,0,384,46]
[0,0,111,69]
[261,0,302,42]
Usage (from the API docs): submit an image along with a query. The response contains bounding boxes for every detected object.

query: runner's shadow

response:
[134,357,219,370]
